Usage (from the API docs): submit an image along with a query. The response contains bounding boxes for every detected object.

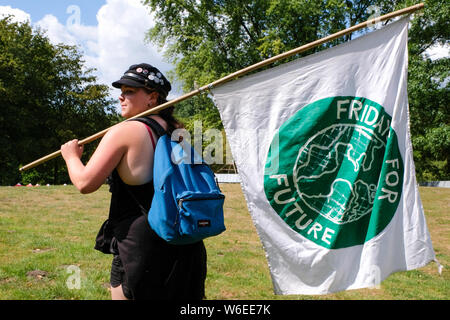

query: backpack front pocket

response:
[176,192,226,241]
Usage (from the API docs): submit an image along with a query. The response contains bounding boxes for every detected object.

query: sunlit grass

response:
[0,184,448,299]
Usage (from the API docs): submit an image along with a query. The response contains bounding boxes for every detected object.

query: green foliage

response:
[0,17,119,185]
[144,0,381,94]
[407,0,449,180]
[145,0,449,180]
[174,94,230,172]
[175,94,223,130]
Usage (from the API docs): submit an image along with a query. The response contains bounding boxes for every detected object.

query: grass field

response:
[0,184,448,300]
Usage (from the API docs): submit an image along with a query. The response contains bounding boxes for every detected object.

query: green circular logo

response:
[264,97,404,249]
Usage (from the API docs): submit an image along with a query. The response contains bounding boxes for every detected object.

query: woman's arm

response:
[61,124,129,194]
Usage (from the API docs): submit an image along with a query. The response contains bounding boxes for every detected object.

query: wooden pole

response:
[19,3,424,172]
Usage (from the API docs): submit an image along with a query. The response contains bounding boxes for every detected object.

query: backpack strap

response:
[124,117,168,217]
[130,117,167,138]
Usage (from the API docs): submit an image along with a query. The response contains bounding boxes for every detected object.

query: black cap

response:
[112,63,171,98]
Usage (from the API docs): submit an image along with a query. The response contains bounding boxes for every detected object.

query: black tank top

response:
[107,169,154,240]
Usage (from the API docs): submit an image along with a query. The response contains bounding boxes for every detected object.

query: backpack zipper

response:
[175,196,225,226]
[177,195,225,210]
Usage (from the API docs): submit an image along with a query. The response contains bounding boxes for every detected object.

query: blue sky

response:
[0,0,104,26]
[0,0,180,102]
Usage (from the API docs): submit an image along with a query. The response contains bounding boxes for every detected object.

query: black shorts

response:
[110,254,132,299]
[109,215,207,300]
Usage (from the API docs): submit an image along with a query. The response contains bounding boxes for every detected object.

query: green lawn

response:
[0,184,448,300]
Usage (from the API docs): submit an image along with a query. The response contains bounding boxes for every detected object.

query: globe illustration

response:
[293,124,386,225]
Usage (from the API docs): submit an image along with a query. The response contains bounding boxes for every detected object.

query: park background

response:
[0,0,448,299]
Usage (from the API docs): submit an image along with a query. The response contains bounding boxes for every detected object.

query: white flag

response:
[211,16,436,294]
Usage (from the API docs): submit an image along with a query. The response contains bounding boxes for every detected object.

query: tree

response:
[144,0,449,179]
[145,0,382,91]
[0,17,119,185]
[406,0,449,180]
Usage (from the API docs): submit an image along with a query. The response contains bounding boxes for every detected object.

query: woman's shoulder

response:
[105,116,168,142]
[107,120,142,134]
[100,121,147,148]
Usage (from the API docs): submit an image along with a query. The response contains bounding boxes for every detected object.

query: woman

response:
[61,63,207,300]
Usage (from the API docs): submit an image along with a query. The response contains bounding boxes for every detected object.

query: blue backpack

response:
[132,117,226,245]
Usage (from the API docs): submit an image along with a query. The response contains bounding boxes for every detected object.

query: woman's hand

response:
[61,139,84,161]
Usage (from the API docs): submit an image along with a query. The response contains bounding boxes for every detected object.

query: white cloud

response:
[95,0,175,97]
[2,1,178,109]
[35,13,99,73]
[35,14,97,47]
[0,5,31,23]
